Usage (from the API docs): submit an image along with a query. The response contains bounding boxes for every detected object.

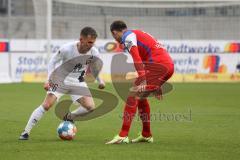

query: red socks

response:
[138,99,152,137]
[119,96,138,137]
[119,97,152,138]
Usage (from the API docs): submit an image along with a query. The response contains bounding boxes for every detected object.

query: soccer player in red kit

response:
[106,20,174,144]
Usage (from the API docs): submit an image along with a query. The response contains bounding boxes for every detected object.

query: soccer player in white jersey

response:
[19,27,105,140]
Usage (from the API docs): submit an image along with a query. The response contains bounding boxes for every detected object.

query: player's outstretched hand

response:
[98,83,105,89]
[43,82,51,91]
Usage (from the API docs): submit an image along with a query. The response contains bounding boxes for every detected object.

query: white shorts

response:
[47,78,92,103]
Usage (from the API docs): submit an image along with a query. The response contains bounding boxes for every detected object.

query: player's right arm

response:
[44,49,64,91]
[123,32,146,85]
[129,46,146,85]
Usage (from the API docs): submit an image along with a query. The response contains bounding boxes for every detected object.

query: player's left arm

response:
[90,47,105,89]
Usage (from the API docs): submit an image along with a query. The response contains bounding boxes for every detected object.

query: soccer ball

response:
[57,121,77,140]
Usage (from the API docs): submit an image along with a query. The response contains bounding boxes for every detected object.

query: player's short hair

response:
[80,27,98,38]
[110,20,127,32]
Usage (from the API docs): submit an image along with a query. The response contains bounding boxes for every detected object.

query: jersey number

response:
[78,70,86,82]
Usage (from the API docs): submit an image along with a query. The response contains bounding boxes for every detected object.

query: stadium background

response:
[0,0,240,83]
[0,1,240,160]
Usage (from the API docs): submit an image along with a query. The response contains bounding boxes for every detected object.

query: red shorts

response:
[145,62,174,87]
[132,63,174,99]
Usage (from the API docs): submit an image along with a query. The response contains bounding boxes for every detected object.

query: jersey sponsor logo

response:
[72,63,83,73]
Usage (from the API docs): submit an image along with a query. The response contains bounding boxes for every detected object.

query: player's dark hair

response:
[80,27,98,38]
[110,20,127,32]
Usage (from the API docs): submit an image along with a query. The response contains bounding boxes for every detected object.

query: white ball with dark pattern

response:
[57,121,77,140]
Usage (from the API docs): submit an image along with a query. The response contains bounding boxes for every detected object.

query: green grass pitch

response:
[0,83,239,160]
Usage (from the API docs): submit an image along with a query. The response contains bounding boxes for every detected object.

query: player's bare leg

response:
[19,93,57,140]
[64,96,95,122]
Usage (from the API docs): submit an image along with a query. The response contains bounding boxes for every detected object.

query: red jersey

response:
[121,30,173,64]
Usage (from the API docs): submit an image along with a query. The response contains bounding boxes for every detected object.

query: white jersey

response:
[48,41,100,84]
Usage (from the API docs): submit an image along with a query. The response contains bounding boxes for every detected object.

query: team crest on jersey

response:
[124,40,133,51]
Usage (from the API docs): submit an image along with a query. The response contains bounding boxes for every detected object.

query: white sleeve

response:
[91,46,100,57]
[124,33,137,51]
[89,47,104,84]
[47,49,63,80]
